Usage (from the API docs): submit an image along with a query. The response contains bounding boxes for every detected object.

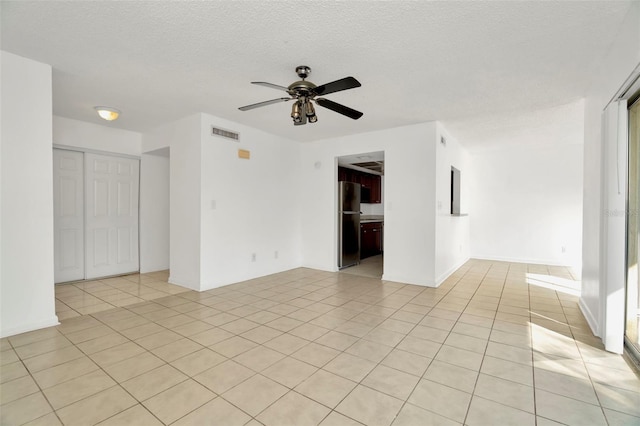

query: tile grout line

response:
[460,262,506,425]
[2,338,64,426]
[528,263,539,425]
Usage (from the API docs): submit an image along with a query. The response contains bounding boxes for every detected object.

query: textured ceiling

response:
[0,1,632,144]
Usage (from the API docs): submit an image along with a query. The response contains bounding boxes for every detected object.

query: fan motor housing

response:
[287,80,317,97]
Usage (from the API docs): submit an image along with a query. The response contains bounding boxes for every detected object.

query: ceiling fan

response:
[238,66,363,125]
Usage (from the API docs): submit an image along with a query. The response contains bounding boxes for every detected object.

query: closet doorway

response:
[53,148,140,283]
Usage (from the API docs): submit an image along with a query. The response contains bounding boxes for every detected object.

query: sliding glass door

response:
[626,96,640,358]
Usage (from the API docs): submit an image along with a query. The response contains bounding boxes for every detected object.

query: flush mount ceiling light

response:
[239,65,363,126]
[94,106,120,121]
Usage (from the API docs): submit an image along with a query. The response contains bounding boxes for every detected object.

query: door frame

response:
[625,87,640,364]
[599,64,640,354]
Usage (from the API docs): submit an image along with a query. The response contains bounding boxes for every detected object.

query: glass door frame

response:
[626,91,640,364]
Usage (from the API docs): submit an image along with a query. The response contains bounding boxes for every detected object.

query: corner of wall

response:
[435,256,470,286]
[579,297,600,337]
[1,316,60,339]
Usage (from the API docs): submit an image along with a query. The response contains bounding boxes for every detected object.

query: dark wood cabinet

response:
[338,166,382,204]
[359,173,371,190]
[338,167,348,182]
[369,175,381,203]
[360,222,383,259]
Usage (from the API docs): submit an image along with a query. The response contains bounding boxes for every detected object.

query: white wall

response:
[581,2,640,349]
[198,114,302,289]
[1,52,58,337]
[140,148,170,273]
[53,116,141,156]
[435,123,471,283]
[300,122,440,286]
[469,133,584,268]
[142,114,202,290]
[142,113,302,290]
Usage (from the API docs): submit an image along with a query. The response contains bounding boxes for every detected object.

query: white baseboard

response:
[579,297,600,337]
[1,316,60,339]
[381,273,436,287]
[470,254,575,267]
[140,264,170,274]
[302,263,337,273]
[435,257,470,286]
[167,275,199,291]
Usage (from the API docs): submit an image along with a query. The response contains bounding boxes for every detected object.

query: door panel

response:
[53,149,85,283]
[85,153,139,279]
[92,228,110,266]
[117,227,132,263]
[117,182,131,215]
[94,180,109,216]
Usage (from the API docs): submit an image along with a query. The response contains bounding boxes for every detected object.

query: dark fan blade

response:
[315,98,363,120]
[251,82,289,91]
[238,98,292,111]
[313,77,361,96]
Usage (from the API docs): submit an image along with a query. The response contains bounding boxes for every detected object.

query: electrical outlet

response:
[251,253,256,262]
[561,246,566,253]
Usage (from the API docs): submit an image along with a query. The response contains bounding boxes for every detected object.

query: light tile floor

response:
[340,255,383,279]
[1,260,639,425]
[54,270,187,320]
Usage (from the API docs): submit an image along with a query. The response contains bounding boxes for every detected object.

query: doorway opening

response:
[337,151,385,279]
[140,147,170,277]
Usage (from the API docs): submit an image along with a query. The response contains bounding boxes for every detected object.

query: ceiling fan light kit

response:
[239,66,363,125]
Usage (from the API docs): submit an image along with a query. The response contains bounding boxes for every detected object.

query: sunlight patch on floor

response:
[526,273,581,297]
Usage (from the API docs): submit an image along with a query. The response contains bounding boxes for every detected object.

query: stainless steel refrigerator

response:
[338,181,361,269]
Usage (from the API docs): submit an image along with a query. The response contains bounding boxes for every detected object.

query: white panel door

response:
[53,149,85,283]
[85,153,139,279]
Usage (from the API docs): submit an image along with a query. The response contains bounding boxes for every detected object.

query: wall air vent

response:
[211,126,239,141]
